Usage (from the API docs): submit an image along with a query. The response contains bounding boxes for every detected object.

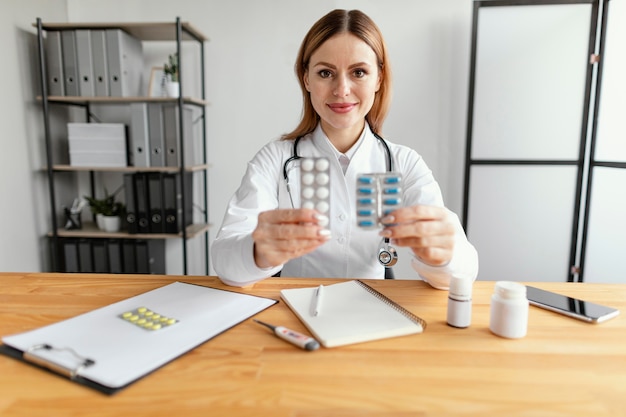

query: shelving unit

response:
[35,17,210,275]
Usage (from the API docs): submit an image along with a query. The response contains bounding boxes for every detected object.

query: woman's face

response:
[304,33,381,144]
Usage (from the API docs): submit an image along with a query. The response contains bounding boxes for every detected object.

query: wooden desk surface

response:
[1,273,625,417]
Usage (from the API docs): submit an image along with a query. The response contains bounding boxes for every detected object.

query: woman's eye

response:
[353,69,366,78]
[318,69,333,78]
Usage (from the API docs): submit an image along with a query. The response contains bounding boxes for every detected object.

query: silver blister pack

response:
[300,157,330,230]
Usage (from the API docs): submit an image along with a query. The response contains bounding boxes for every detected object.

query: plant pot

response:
[165,81,180,98]
[96,214,121,233]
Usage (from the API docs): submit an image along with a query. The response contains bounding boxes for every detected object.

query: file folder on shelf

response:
[165,172,193,234]
[163,173,178,234]
[122,240,136,273]
[164,104,205,167]
[148,173,165,234]
[92,240,108,273]
[62,239,79,273]
[61,30,80,96]
[163,104,194,167]
[0,282,278,394]
[90,29,109,96]
[75,29,95,97]
[107,240,123,274]
[131,239,165,275]
[77,239,93,273]
[105,29,143,97]
[45,31,65,96]
[129,103,150,167]
[134,173,150,234]
[148,103,165,167]
[135,240,150,274]
[124,174,138,234]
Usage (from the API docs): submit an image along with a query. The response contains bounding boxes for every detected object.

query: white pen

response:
[312,284,324,316]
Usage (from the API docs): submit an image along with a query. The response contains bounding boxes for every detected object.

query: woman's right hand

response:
[252,208,331,269]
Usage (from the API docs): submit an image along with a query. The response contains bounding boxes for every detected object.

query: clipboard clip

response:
[24,344,96,380]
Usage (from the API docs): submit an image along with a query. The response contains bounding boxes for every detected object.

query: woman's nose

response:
[333,75,350,97]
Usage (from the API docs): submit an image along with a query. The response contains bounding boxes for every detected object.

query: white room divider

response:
[463,0,622,283]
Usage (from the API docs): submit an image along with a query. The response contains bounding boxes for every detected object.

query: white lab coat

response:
[211,124,478,288]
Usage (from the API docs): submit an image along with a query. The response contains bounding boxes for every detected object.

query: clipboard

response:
[0,282,277,394]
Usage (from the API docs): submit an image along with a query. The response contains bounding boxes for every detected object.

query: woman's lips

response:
[327,102,356,113]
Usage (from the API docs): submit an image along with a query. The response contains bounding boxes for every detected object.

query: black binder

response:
[148,173,164,233]
[107,239,123,274]
[122,240,136,273]
[123,174,138,234]
[135,240,149,274]
[91,240,108,273]
[163,173,178,233]
[162,172,193,234]
[78,239,93,273]
[179,172,194,233]
[134,173,150,234]
[62,239,79,273]
[147,240,165,274]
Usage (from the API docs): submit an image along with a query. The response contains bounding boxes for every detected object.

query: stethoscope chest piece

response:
[378,238,398,267]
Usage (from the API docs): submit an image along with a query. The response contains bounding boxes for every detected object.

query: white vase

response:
[165,82,180,98]
[96,214,121,233]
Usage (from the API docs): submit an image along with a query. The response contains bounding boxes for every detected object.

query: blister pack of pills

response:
[300,157,330,230]
[356,172,402,229]
[119,306,179,331]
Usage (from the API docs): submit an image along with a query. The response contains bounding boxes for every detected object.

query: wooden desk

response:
[1,273,625,417]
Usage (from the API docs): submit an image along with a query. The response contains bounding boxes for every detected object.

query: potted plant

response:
[163,53,179,97]
[84,185,125,233]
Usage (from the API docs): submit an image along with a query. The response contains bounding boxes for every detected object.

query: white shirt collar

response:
[316,124,369,173]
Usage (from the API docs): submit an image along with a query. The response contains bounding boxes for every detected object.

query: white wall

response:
[0,0,68,272]
[0,0,473,279]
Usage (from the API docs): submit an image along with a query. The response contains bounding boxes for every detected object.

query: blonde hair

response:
[282,9,392,140]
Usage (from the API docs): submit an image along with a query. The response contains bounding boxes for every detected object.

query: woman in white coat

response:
[211,9,478,289]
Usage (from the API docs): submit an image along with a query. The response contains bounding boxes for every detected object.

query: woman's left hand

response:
[380,205,455,266]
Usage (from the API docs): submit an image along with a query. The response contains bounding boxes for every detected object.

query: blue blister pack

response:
[356,172,402,229]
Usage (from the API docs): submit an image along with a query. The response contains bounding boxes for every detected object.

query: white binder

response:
[148,103,165,167]
[0,282,277,394]
[90,29,109,96]
[129,103,151,167]
[75,29,95,97]
[45,31,65,96]
[61,30,80,96]
[105,29,143,97]
[162,104,195,167]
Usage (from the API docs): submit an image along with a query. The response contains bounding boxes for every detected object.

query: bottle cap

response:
[494,281,527,299]
[449,275,473,298]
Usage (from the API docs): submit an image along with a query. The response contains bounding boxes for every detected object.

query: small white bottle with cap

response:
[446,275,473,328]
[489,281,529,339]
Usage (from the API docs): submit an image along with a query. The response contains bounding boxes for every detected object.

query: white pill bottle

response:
[489,281,529,339]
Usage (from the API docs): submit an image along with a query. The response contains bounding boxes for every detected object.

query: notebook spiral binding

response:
[24,343,96,380]
[356,280,427,330]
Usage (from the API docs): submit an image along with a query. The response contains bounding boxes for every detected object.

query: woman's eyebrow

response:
[311,61,372,69]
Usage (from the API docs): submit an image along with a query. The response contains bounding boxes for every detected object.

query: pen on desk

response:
[312,284,324,316]
[253,319,320,351]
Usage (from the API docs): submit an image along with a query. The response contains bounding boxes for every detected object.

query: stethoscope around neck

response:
[282,132,398,271]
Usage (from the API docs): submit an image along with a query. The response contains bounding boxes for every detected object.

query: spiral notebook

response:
[0,282,276,394]
[280,280,426,348]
